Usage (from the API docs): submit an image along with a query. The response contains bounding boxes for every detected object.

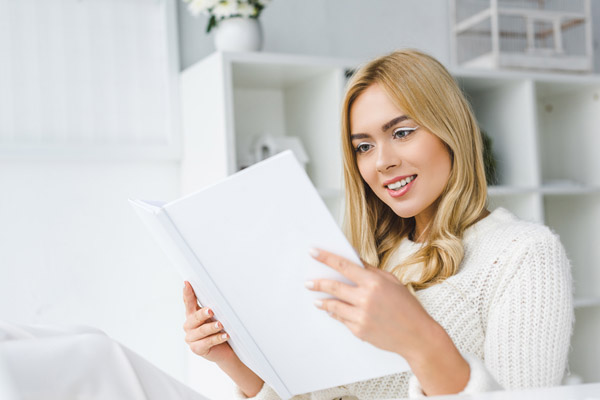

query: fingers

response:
[310,248,369,284]
[189,332,230,357]
[183,281,200,316]
[185,320,225,343]
[360,256,400,284]
[183,307,213,330]
[314,298,359,324]
[305,278,357,305]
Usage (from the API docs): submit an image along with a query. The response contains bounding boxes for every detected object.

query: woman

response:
[182,49,573,399]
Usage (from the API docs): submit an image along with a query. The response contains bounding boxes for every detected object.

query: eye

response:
[392,126,419,140]
[354,142,373,154]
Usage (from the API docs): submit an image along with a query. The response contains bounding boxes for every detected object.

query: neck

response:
[413,209,435,243]
[412,220,431,243]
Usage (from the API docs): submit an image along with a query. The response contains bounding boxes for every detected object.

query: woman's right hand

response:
[182,281,237,364]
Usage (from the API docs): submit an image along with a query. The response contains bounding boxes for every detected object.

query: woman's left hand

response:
[307,248,471,395]
[306,248,436,361]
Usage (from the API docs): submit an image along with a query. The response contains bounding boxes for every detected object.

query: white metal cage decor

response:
[450,0,593,73]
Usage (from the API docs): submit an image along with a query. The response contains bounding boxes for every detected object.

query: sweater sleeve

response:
[482,231,573,389]
[407,353,502,397]
[233,383,284,400]
[231,381,349,400]
[408,230,573,397]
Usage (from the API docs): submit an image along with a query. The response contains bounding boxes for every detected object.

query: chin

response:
[387,204,420,219]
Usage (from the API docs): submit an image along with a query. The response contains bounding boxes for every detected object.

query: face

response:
[349,83,452,226]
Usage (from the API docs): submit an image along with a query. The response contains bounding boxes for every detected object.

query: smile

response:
[385,174,417,198]
[386,175,417,190]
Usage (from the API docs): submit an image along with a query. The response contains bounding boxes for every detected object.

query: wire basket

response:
[450,0,594,72]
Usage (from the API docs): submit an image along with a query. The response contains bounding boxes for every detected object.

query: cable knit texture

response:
[232,208,573,400]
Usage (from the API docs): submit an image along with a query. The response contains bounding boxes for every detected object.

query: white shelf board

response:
[487,186,538,196]
[183,51,359,91]
[574,297,600,309]
[487,184,600,196]
[541,182,600,195]
[232,63,340,90]
[452,65,600,94]
[219,51,362,70]
[318,184,600,199]
[317,184,600,200]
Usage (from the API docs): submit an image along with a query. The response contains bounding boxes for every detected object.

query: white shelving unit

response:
[180,51,600,385]
[180,52,356,222]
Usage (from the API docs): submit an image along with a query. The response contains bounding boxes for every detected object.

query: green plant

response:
[481,130,498,186]
[182,0,271,33]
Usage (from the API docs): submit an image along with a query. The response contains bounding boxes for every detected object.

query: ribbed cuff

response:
[407,354,502,397]
[233,382,281,400]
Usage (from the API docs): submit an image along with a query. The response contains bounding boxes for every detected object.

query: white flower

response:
[212,1,239,18]
[237,2,257,17]
[187,0,220,16]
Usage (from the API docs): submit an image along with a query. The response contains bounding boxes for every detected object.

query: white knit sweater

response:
[234,207,573,399]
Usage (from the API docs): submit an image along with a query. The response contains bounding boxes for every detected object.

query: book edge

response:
[158,208,293,399]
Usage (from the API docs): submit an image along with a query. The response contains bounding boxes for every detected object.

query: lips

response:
[384,174,417,198]
[384,174,417,190]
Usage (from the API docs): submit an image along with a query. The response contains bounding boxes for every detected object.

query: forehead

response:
[350,84,408,132]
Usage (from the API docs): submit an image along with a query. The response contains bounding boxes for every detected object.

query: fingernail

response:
[314,299,323,308]
[221,333,228,340]
[215,322,220,329]
[304,281,315,289]
[205,308,212,317]
[309,248,320,258]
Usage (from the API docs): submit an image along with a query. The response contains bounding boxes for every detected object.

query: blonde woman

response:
[182,49,573,399]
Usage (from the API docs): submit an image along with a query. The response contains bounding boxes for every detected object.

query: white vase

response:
[214,17,263,52]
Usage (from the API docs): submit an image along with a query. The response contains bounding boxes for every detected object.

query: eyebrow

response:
[350,115,410,141]
[381,115,409,131]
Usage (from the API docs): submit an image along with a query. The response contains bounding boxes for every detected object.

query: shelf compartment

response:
[536,80,600,186]
[487,192,543,222]
[543,194,600,299]
[457,77,540,188]
[231,64,346,192]
[570,308,600,383]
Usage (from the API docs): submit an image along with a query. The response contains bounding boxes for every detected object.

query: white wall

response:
[0,160,187,381]
[178,0,453,70]
[178,0,600,72]
[0,0,190,388]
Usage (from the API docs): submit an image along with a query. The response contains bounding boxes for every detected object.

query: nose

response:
[375,144,399,173]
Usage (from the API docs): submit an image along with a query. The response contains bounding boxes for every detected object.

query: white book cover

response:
[130,151,409,399]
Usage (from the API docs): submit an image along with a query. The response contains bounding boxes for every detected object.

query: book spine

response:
[157,209,292,399]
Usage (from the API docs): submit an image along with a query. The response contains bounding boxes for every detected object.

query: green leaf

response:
[206,15,217,33]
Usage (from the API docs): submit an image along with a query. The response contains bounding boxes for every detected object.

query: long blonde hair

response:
[341,49,488,290]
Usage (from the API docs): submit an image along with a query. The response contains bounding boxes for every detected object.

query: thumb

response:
[183,281,200,315]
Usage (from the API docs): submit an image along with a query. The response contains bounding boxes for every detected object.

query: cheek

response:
[356,159,375,188]
[428,147,452,185]
[419,135,451,174]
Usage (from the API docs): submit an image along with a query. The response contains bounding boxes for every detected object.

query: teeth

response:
[387,175,415,190]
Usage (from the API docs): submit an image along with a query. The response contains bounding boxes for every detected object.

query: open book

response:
[129,151,409,399]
